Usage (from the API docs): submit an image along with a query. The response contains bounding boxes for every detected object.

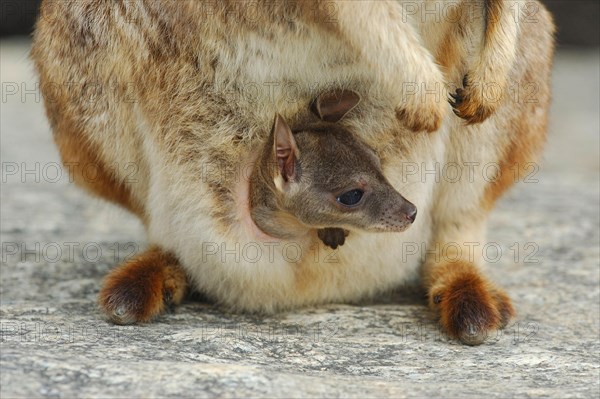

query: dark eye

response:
[336,189,364,206]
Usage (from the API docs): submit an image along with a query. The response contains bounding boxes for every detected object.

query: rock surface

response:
[1,38,599,398]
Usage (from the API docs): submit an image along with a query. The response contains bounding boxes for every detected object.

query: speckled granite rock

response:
[1,39,599,398]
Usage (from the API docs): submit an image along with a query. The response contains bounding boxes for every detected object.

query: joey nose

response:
[404,204,417,223]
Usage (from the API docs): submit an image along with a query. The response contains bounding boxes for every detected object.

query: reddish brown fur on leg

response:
[98,245,187,324]
[427,262,515,345]
[491,288,516,329]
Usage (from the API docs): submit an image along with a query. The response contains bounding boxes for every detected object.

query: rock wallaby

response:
[32,0,555,345]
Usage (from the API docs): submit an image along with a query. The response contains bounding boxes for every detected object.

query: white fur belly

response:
[176,211,431,313]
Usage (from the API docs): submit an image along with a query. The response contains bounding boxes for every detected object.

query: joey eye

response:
[336,189,364,206]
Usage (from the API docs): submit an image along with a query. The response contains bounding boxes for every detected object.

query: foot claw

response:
[449,74,497,124]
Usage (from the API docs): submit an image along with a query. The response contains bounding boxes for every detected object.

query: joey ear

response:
[272,113,298,182]
[311,89,361,122]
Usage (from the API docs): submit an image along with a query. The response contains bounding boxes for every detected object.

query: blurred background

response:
[1,0,599,47]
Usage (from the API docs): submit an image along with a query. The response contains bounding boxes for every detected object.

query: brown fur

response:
[482,66,554,210]
[54,121,144,219]
[426,261,514,345]
[436,27,464,73]
[484,0,504,43]
[482,116,548,211]
[98,246,187,324]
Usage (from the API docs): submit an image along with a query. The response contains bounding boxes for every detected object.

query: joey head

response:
[250,90,417,249]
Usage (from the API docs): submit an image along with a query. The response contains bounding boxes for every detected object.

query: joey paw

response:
[317,228,349,249]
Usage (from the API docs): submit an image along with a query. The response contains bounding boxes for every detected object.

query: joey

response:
[250,90,417,249]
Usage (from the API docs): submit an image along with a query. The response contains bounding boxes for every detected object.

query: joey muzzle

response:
[403,202,418,223]
[372,189,418,232]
